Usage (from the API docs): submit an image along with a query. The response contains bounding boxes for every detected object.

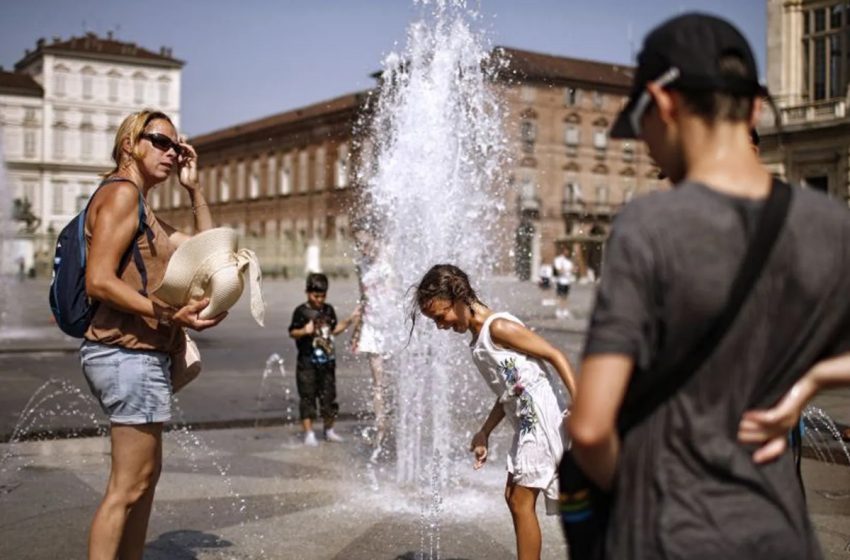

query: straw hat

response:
[155,227,265,326]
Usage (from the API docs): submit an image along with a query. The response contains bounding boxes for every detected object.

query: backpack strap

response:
[82,177,151,296]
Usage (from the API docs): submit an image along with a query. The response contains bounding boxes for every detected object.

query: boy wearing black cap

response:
[568,13,850,559]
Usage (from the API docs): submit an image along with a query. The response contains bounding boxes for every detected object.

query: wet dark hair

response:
[306,273,328,293]
[408,264,482,336]
[678,54,755,122]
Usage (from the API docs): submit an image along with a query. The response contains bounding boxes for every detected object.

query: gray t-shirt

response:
[584,182,850,560]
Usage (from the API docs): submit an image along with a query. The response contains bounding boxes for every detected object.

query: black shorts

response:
[557,284,571,297]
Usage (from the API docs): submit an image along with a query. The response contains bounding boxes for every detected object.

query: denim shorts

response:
[80,341,173,424]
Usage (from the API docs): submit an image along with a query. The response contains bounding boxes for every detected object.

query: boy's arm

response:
[288,306,313,339]
[568,353,633,491]
[489,318,578,397]
[739,351,850,463]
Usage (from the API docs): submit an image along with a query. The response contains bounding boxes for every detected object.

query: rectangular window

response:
[335,144,349,188]
[81,129,93,160]
[593,91,604,110]
[596,185,609,205]
[521,86,536,102]
[622,142,635,162]
[236,161,246,199]
[815,8,826,32]
[159,80,170,107]
[82,75,93,99]
[53,127,65,159]
[593,129,608,150]
[266,155,276,196]
[565,87,580,106]
[23,129,36,158]
[315,146,326,190]
[831,4,843,29]
[134,78,145,104]
[220,177,230,202]
[830,33,842,98]
[54,73,66,97]
[109,77,119,102]
[280,164,292,195]
[814,37,827,100]
[250,161,260,199]
[565,126,580,146]
[52,182,65,214]
[298,150,309,192]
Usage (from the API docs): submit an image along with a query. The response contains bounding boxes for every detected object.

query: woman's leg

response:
[368,353,386,445]
[88,423,163,560]
[504,475,542,560]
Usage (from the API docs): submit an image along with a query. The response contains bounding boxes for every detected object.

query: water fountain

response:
[356,0,510,552]
[254,352,293,427]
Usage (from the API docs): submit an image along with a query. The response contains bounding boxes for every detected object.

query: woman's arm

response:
[738,351,850,463]
[159,137,213,247]
[85,182,224,331]
[489,318,578,397]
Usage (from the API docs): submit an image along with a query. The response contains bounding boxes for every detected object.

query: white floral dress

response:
[471,311,568,514]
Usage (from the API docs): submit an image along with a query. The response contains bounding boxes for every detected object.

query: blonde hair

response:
[102,109,174,177]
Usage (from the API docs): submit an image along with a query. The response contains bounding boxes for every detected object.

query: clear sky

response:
[1,1,765,136]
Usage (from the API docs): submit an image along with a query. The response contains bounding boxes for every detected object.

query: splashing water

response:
[802,405,850,466]
[358,0,509,509]
[254,353,292,426]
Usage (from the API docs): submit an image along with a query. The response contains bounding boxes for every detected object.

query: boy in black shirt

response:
[289,273,358,445]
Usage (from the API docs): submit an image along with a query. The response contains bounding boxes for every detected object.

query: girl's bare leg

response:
[504,475,542,560]
[369,353,386,446]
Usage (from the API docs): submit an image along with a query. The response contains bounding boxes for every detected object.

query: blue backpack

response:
[49,177,150,338]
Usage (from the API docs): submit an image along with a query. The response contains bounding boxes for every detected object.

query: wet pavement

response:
[1,276,849,558]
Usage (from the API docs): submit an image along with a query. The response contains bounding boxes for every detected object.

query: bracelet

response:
[192,203,208,215]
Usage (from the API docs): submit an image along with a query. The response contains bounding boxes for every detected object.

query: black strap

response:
[621,178,793,433]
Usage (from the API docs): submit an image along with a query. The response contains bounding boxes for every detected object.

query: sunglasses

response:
[629,67,681,137]
[140,132,183,157]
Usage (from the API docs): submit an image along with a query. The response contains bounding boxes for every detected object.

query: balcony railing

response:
[768,99,848,127]
[561,200,621,217]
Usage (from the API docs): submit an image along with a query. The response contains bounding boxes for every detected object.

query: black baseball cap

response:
[611,13,767,139]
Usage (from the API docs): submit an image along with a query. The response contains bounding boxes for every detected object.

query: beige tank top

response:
[84,180,183,354]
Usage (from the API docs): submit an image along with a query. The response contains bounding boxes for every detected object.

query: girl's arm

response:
[738,351,850,463]
[489,318,578,397]
[471,397,505,469]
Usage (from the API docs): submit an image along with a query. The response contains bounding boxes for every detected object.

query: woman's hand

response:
[738,377,816,464]
[171,298,227,331]
[177,136,200,193]
[470,430,489,470]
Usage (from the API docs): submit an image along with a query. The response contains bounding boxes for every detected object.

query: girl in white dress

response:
[413,264,577,560]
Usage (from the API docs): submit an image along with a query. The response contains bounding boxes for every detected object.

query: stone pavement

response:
[2,276,850,558]
[2,421,850,560]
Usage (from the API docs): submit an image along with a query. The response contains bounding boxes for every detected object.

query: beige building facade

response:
[761,0,850,203]
[155,48,664,278]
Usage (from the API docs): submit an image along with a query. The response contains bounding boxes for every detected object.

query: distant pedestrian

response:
[412,264,576,560]
[351,226,394,459]
[538,262,553,289]
[289,273,359,446]
[567,14,850,559]
[16,256,25,282]
[553,247,575,318]
[79,109,225,560]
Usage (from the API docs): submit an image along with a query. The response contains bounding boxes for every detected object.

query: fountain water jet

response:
[358,0,510,500]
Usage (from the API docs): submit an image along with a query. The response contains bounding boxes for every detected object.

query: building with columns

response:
[761,0,850,203]
[155,47,664,278]
[0,32,182,272]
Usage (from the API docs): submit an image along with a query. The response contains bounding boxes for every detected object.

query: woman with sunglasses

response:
[80,109,225,560]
